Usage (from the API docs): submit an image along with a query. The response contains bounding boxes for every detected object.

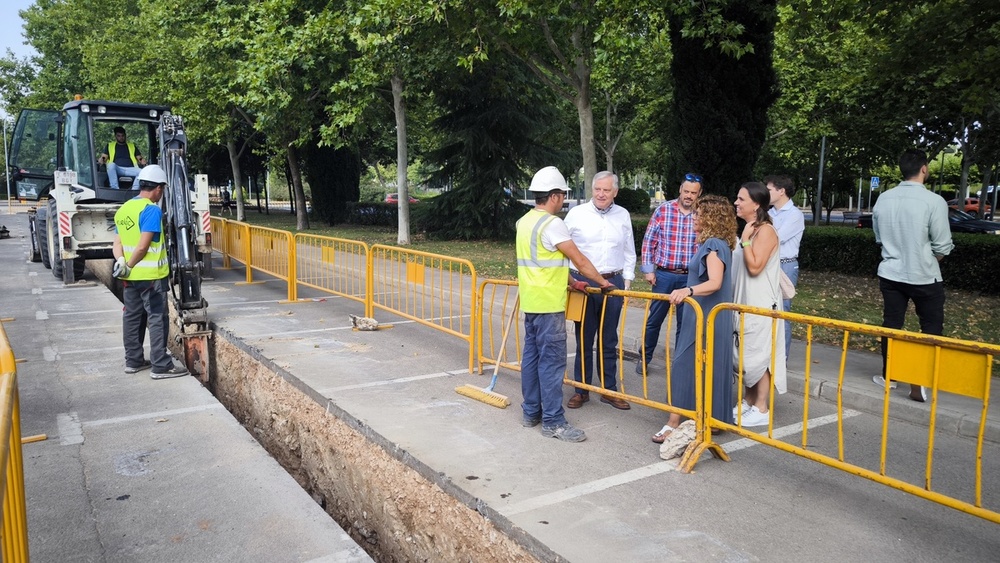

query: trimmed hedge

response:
[800,226,1000,294]
[614,188,653,215]
[629,219,1000,295]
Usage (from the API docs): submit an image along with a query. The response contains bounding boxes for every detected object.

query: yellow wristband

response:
[741,240,752,248]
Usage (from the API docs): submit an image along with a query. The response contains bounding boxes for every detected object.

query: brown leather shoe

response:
[567,393,589,409]
[600,395,631,410]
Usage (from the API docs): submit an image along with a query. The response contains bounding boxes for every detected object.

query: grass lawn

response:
[231,208,1000,350]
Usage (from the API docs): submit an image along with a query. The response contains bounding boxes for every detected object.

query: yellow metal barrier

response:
[209,217,231,269]
[370,245,477,372]
[293,233,370,306]
[246,225,297,300]
[0,320,29,562]
[682,303,1000,525]
[475,279,706,432]
[476,280,522,374]
[224,221,250,274]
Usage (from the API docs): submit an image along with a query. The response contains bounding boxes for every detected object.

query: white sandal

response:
[652,424,677,444]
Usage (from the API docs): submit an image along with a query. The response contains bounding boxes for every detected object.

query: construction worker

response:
[112,165,189,379]
[516,166,614,442]
[99,126,146,189]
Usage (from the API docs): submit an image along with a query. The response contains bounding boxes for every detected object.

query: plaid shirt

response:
[640,199,697,273]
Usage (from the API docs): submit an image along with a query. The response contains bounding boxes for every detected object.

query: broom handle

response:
[491,295,520,380]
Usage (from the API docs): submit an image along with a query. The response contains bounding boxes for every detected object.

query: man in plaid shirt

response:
[636,173,702,374]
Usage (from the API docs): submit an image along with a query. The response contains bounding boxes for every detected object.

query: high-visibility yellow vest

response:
[108,141,139,167]
[115,198,168,280]
[516,209,570,313]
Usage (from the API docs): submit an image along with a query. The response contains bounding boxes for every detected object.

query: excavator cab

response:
[8,100,169,203]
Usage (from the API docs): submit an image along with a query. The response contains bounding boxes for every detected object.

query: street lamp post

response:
[3,117,11,215]
[937,145,955,193]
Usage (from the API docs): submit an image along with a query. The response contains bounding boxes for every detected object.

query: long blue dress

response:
[669,237,734,424]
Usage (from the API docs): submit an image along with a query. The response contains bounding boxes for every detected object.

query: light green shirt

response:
[872,181,953,285]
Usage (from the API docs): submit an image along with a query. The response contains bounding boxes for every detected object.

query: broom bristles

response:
[455,384,510,409]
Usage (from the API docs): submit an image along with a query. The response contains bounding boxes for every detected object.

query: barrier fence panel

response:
[293,234,370,307]
[682,303,1000,525]
[0,320,29,562]
[476,280,522,374]
[474,280,708,436]
[247,224,296,301]
[369,245,477,371]
[224,221,250,275]
[209,217,231,269]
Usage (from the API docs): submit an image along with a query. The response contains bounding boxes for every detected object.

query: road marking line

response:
[504,410,858,516]
[82,403,226,428]
[505,462,679,516]
[723,409,860,453]
[319,370,466,394]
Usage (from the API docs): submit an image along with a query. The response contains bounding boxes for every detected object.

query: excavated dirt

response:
[208,329,547,563]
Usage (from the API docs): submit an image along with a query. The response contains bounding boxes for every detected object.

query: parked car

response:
[856,208,1000,234]
[385,193,418,204]
[947,197,991,217]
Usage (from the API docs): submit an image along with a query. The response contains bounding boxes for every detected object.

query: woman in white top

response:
[732,181,786,427]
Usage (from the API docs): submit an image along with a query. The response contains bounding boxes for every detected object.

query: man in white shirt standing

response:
[564,171,636,410]
[767,175,805,358]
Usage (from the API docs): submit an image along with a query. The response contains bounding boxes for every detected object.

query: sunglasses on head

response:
[685,173,703,183]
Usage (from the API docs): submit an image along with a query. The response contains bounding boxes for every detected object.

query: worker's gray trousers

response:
[122,278,172,371]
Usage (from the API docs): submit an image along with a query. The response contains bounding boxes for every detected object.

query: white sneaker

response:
[739,406,771,428]
[872,375,897,390]
[733,400,752,419]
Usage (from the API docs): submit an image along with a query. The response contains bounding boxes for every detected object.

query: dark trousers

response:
[570,272,624,393]
[640,269,688,364]
[879,276,945,377]
[123,278,172,371]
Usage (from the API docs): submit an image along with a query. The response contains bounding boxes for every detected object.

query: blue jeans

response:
[570,272,624,392]
[108,163,143,189]
[122,278,172,371]
[780,259,800,357]
[521,312,568,427]
[640,269,688,364]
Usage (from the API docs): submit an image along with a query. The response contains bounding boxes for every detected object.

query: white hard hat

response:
[137,164,168,185]
[528,166,569,193]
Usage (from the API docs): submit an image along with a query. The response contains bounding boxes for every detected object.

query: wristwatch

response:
[688,287,694,296]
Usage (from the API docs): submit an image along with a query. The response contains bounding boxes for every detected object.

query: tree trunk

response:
[574,66,596,201]
[604,96,614,173]
[286,144,309,231]
[958,150,972,203]
[392,72,410,245]
[226,139,245,221]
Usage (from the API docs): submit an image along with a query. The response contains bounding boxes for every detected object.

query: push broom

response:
[455,297,519,408]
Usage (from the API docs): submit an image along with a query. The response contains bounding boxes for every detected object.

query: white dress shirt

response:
[564,201,636,282]
[768,199,805,260]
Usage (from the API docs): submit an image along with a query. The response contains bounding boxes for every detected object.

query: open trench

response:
[89,261,556,563]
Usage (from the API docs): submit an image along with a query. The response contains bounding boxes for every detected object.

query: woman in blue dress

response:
[652,195,736,443]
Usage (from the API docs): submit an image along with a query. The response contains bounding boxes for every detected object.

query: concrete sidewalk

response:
[0,214,370,562]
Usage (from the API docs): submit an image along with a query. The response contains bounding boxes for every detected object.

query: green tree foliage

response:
[418,57,569,240]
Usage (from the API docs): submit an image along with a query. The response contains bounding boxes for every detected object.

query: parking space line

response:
[504,410,859,516]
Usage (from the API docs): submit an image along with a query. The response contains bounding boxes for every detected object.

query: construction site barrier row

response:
[474,279,1000,526]
[204,217,998,525]
[0,318,29,562]
[209,218,476,371]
